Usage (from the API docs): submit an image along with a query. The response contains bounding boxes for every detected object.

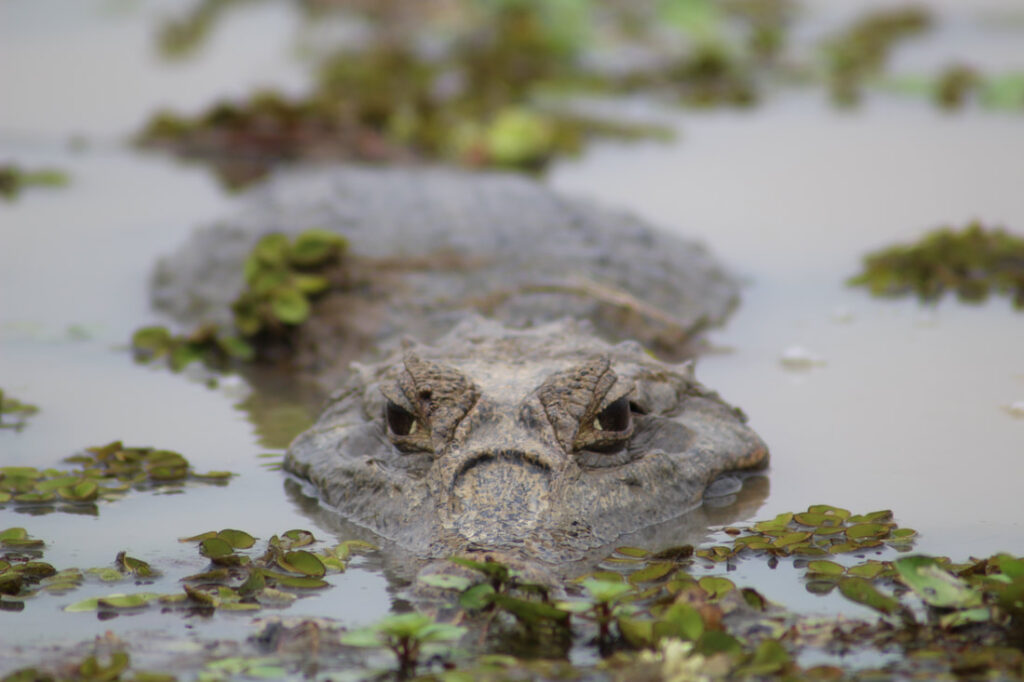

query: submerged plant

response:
[849,221,1024,308]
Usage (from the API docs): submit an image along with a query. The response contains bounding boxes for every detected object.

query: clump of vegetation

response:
[0,164,68,201]
[821,6,932,106]
[0,440,232,510]
[849,221,1024,308]
[0,389,39,432]
[132,228,346,372]
[141,1,811,187]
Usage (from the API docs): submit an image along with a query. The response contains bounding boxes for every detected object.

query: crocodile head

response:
[284,317,768,563]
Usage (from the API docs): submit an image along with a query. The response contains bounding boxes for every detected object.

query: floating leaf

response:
[491,593,569,626]
[628,562,675,584]
[754,513,794,532]
[200,537,235,559]
[894,556,982,609]
[0,528,28,542]
[846,523,890,540]
[698,576,735,600]
[217,529,256,549]
[98,593,158,609]
[280,550,325,577]
[281,529,315,548]
[116,551,154,578]
[838,578,903,616]
[615,546,650,558]
[848,562,888,580]
[806,560,845,577]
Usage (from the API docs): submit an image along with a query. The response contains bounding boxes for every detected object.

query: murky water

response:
[1,0,1023,671]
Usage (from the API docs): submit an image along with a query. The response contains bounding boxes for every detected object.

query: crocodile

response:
[152,166,769,567]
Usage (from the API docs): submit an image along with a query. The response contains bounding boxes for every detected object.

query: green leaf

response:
[848,562,888,580]
[116,552,154,578]
[698,576,735,600]
[98,592,158,609]
[293,274,330,295]
[894,556,983,609]
[615,546,650,558]
[267,574,328,589]
[217,529,256,549]
[59,479,99,502]
[450,556,509,583]
[737,639,791,676]
[280,550,326,577]
[617,616,655,649]
[341,629,387,648]
[270,288,310,325]
[216,335,256,361]
[281,529,315,548]
[131,326,172,357]
[0,572,24,595]
[289,229,346,267]
[806,560,845,577]
[754,512,794,532]
[459,583,496,610]
[940,607,991,628]
[581,579,633,604]
[846,523,890,540]
[0,528,28,542]
[237,569,266,597]
[656,602,704,641]
[838,577,903,616]
[200,537,235,559]
[491,593,570,625]
[628,561,675,584]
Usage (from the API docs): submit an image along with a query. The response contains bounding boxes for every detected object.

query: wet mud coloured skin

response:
[284,318,768,565]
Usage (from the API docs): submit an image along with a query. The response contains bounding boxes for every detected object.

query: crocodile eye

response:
[385,401,417,436]
[595,397,631,432]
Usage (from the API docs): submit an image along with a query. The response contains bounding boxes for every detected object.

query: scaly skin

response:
[284,317,768,564]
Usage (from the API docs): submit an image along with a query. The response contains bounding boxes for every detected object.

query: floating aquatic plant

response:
[131,228,347,373]
[849,221,1024,309]
[0,389,39,432]
[0,164,68,201]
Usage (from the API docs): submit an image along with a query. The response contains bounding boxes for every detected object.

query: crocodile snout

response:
[448,450,553,545]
